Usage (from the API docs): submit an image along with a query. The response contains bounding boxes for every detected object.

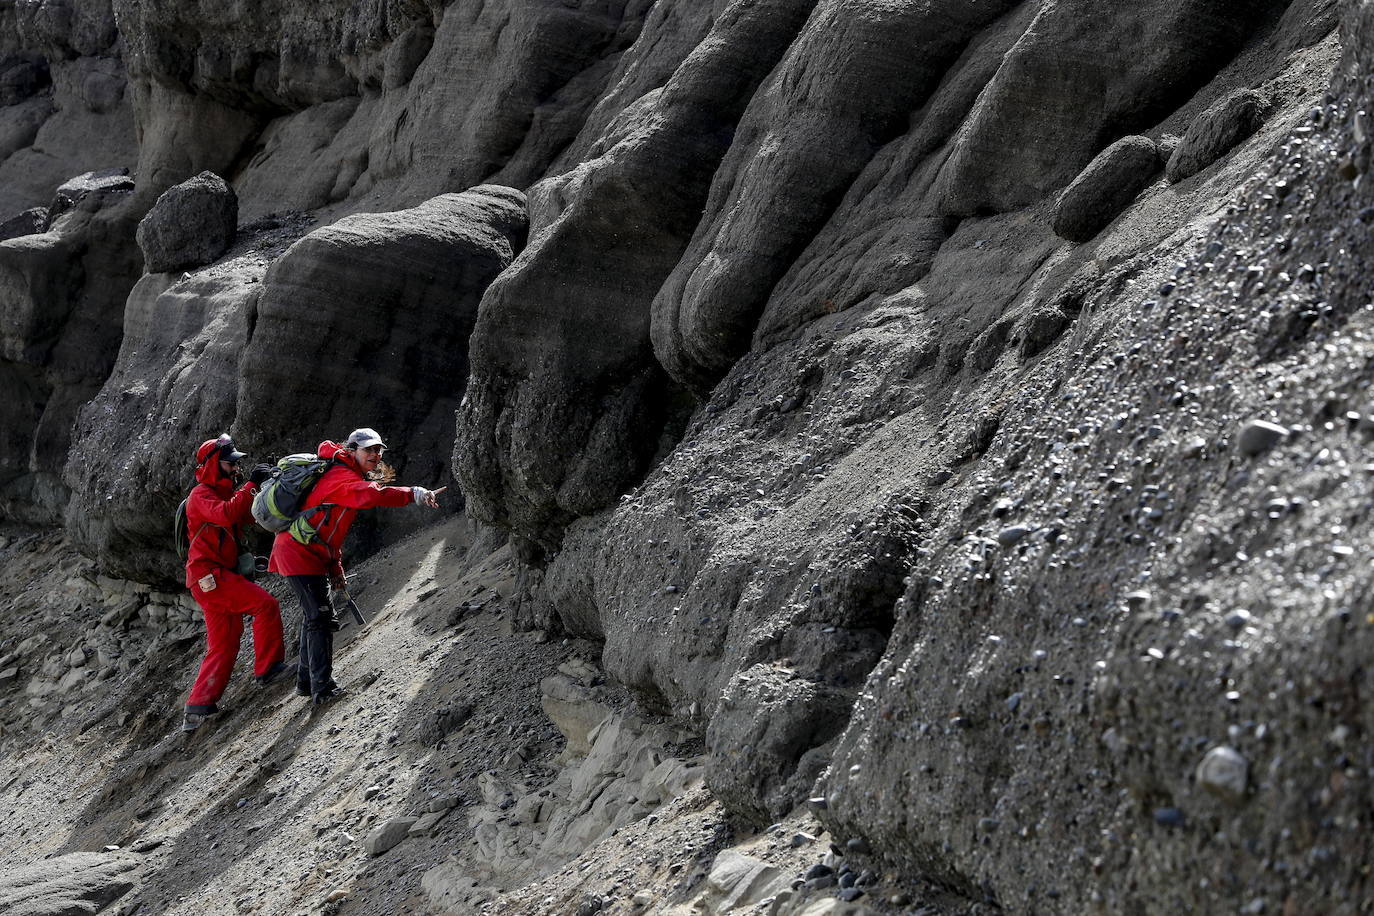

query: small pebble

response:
[997,526,1030,547]
[1196,745,1249,803]
[1237,419,1288,456]
[1153,807,1186,827]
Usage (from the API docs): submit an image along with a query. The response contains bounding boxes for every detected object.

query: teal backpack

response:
[252,454,337,544]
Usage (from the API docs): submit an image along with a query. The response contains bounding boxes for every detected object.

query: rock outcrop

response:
[1166,87,1274,182]
[4,0,1374,912]
[454,0,817,560]
[0,177,142,525]
[66,187,525,582]
[236,184,527,506]
[0,0,137,216]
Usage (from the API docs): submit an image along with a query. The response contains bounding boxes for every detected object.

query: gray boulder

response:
[237,185,527,544]
[1051,136,1163,243]
[0,206,47,241]
[1166,88,1271,182]
[135,171,237,273]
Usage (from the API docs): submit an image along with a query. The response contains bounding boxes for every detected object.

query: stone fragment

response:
[422,793,466,814]
[1196,746,1249,803]
[1052,136,1162,242]
[1152,807,1186,828]
[997,526,1030,547]
[698,851,791,912]
[0,207,47,242]
[364,817,417,856]
[135,171,238,273]
[1237,420,1288,456]
[408,810,449,837]
[1167,89,1270,183]
[47,169,134,224]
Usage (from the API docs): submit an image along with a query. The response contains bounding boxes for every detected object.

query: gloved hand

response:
[412,486,445,508]
[248,464,274,486]
[330,574,347,593]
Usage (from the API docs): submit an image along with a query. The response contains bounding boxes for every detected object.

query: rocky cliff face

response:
[2,0,1371,912]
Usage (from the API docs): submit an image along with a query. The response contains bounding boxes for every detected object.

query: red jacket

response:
[267,440,413,579]
[185,454,257,588]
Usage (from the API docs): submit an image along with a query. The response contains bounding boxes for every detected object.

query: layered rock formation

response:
[4,0,1374,911]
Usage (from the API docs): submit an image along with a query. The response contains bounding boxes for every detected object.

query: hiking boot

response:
[295,684,312,698]
[254,661,297,686]
[312,685,347,706]
[181,703,220,731]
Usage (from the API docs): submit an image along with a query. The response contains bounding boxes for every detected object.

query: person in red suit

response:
[268,428,442,704]
[183,434,289,732]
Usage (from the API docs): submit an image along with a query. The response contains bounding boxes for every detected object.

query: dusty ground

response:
[0,518,941,916]
[0,517,575,914]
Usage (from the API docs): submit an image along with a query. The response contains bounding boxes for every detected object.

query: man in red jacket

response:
[184,434,289,732]
[268,428,442,704]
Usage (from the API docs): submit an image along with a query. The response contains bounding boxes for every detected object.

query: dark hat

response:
[197,433,246,465]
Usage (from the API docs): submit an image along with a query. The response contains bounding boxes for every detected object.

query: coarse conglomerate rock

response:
[135,170,238,273]
[528,4,1356,912]
[114,0,664,219]
[811,10,1374,916]
[649,0,1024,396]
[5,1,1374,910]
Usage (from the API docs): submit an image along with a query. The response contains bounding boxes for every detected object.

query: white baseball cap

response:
[346,427,387,450]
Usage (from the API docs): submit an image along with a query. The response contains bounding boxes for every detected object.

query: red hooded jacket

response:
[185,447,258,588]
[267,441,413,579]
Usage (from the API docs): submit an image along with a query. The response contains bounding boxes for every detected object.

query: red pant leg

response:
[187,576,245,709]
[230,576,284,676]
